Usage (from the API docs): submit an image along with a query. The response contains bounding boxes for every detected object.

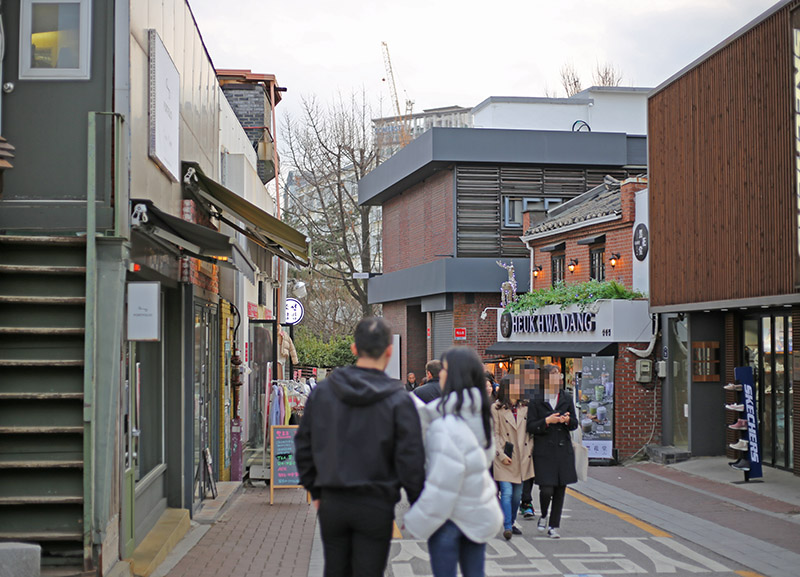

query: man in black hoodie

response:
[294,317,425,577]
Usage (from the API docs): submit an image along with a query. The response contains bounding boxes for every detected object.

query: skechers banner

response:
[500,311,596,339]
[734,366,762,479]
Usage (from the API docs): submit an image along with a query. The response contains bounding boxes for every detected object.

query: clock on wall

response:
[285,298,304,325]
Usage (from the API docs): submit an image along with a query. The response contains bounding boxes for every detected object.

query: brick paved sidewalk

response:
[165,486,316,577]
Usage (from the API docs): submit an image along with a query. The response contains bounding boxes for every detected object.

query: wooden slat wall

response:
[649,3,797,307]
[455,165,631,258]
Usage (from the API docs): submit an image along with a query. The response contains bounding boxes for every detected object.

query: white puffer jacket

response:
[404,389,504,543]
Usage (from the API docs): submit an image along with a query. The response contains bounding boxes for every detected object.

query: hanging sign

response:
[285,298,304,325]
[148,30,180,182]
[127,282,161,341]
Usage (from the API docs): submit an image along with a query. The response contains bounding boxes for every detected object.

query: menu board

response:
[579,356,615,460]
[270,425,302,504]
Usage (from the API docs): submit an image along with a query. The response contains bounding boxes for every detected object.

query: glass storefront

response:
[743,313,793,470]
[668,316,690,450]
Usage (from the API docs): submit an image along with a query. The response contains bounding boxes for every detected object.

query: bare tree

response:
[282,91,380,328]
[560,63,583,97]
[592,61,623,87]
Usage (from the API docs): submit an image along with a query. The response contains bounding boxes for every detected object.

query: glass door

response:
[743,313,793,470]
[668,317,690,450]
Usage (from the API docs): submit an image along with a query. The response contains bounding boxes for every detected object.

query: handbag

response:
[570,426,589,482]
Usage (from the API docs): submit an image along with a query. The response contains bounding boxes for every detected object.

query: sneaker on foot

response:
[537,516,547,532]
[725,403,744,411]
[512,525,522,535]
[520,503,535,519]
[723,383,743,391]
[728,419,748,431]
[729,439,749,451]
[503,529,513,540]
[547,527,560,539]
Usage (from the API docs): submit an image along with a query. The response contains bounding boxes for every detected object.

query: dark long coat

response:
[526,391,579,487]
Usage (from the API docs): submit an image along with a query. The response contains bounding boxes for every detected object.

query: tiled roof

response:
[526,177,620,235]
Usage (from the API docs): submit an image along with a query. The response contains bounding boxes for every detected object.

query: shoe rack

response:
[724,381,751,481]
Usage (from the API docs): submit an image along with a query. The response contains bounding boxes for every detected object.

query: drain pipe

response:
[626,314,658,358]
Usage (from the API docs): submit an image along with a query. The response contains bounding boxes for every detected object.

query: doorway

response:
[193,301,218,507]
[742,313,793,470]
[666,315,689,450]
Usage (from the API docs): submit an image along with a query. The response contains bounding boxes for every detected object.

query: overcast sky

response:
[189,0,779,121]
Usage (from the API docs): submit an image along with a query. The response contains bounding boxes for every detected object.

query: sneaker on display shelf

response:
[729,458,751,471]
[728,419,748,430]
[729,439,749,451]
[725,403,745,411]
[723,383,743,391]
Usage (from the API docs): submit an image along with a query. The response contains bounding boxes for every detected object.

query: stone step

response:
[0,461,83,469]
[0,328,84,336]
[0,360,83,368]
[0,496,83,505]
[0,236,85,246]
[0,532,82,542]
[0,393,83,400]
[0,265,86,275]
[0,427,83,435]
[0,297,85,305]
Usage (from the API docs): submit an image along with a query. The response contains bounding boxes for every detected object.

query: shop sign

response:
[633,223,649,261]
[496,300,651,344]
[285,298,304,325]
[501,311,596,339]
[735,366,762,479]
[148,30,180,182]
[247,302,259,319]
[427,327,431,339]
[579,356,614,460]
[454,327,467,340]
[127,282,161,341]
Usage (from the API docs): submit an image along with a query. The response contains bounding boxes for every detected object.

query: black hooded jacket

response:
[294,365,425,508]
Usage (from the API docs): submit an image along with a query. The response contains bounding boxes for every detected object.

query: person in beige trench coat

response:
[491,375,535,539]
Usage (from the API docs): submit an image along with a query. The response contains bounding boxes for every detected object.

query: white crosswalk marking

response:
[608,537,726,573]
[561,557,647,574]
[652,537,731,572]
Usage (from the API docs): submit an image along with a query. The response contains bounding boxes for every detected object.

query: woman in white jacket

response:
[404,347,503,577]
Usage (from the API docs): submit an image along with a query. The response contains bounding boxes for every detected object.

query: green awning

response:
[182,161,309,267]
[131,199,256,284]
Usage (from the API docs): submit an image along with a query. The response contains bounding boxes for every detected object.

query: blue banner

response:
[734,366,762,479]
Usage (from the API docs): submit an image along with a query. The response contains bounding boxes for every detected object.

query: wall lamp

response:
[568,258,578,273]
[532,265,542,278]
[609,253,621,268]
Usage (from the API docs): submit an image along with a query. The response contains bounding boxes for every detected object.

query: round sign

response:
[285,298,304,325]
[633,223,649,261]
[500,311,512,339]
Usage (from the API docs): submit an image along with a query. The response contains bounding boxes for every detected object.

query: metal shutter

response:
[431,311,454,361]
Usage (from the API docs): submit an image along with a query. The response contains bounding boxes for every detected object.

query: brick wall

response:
[180,200,219,293]
[221,83,270,183]
[530,220,634,291]
[614,342,662,459]
[382,301,407,376]
[452,293,503,360]
[382,169,454,273]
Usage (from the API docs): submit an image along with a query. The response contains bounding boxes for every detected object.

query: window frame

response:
[552,253,565,285]
[590,246,606,281]
[19,0,92,80]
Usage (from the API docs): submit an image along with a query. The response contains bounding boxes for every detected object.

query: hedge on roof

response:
[507,279,647,313]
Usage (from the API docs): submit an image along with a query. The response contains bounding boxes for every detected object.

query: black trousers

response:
[539,485,567,528]
[318,493,395,577]
[521,478,534,506]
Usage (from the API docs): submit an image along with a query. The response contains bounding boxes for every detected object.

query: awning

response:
[182,161,309,267]
[484,341,617,357]
[577,234,606,246]
[540,242,566,253]
[131,199,256,284]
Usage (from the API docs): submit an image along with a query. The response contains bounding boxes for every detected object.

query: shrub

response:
[508,279,646,313]
[294,330,356,368]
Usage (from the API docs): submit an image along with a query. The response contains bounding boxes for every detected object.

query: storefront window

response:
[20,0,91,79]
[133,340,164,481]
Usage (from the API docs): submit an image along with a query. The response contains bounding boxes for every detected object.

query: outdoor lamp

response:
[609,253,621,268]
[568,258,578,273]
[533,265,542,278]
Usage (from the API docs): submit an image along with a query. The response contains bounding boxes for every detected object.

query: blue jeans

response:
[428,520,486,577]
[498,481,522,530]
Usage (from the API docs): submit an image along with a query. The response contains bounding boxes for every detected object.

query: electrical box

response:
[655,360,667,378]
[636,359,653,383]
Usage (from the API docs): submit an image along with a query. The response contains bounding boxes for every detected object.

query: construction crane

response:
[381,41,414,148]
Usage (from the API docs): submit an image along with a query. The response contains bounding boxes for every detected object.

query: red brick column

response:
[614,342,662,460]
